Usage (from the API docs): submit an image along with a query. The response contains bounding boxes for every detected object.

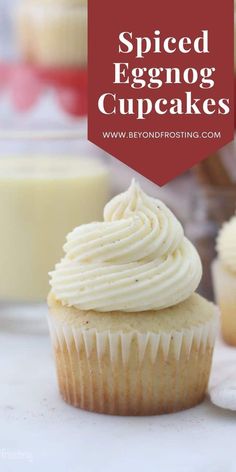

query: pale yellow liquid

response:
[0,156,109,302]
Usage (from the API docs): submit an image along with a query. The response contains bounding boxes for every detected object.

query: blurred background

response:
[0,0,235,307]
[0,0,87,133]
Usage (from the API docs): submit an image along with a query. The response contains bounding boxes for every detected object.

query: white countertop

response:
[0,304,236,472]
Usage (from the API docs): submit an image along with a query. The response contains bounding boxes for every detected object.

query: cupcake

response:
[15,0,87,67]
[212,215,236,346]
[48,180,218,415]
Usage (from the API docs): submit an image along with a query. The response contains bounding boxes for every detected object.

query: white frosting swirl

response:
[217,215,236,274]
[50,180,202,312]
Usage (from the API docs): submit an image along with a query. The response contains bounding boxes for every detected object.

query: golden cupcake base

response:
[54,337,213,416]
[48,293,218,416]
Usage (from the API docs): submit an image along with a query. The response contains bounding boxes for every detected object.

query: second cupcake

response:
[212,215,236,346]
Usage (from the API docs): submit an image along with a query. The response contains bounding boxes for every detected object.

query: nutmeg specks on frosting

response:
[217,215,236,274]
[50,180,202,312]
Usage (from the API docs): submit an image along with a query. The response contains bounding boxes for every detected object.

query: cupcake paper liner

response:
[48,310,219,415]
[16,4,87,67]
[212,259,236,346]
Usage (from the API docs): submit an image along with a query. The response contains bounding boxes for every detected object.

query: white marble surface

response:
[0,304,236,472]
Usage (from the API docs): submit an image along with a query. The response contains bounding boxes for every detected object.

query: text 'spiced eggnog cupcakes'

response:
[48,181,218,416]
[16,0,87,67]
[212,215,236,346]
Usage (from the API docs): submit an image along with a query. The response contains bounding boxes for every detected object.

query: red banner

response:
[88,0,234,185]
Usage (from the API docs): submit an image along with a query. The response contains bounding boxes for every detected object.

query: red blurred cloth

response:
[0,63,87,116]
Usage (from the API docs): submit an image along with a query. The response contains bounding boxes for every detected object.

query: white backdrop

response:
[0,0,20,60]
